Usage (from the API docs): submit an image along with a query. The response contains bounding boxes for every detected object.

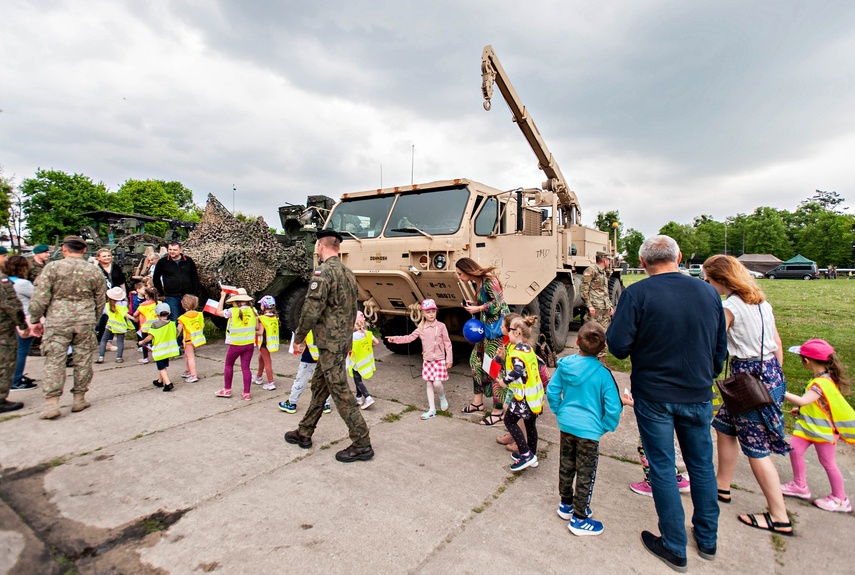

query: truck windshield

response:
[326,196,395,239]
[385,187,470,237]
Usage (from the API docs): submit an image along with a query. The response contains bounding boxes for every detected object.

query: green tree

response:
[743,207,792,258]
[622,228,644,267]
[114,180,184,236]
[595,210,623,252]
[796,211,855,266]
[20,169,111,244]
[0,166,12,230]
[804,190,846,213]
[658,221,697,264]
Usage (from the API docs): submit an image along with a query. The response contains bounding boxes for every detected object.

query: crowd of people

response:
[1,232,852,571]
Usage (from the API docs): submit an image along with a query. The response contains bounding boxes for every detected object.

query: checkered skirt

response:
[422,359,449,382]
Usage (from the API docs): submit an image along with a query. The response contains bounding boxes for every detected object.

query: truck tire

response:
[379,316,422,355]
[538,280,570,351]
[278,285,307,334]
[608,276,623,308]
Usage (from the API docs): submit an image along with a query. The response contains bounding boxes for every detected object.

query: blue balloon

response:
[463,318,486,343]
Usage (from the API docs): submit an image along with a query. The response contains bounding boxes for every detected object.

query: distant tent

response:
[737,254,782,273]
[783,254,815,265]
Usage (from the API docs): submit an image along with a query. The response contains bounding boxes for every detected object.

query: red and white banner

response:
[482,353,502,379]
[218,282,240,295]
[203,298,219,315]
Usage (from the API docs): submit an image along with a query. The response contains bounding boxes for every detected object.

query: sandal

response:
[461,403,485,414]
[479,413,504,426]
[215,388,232,398]
[738,512,793,536]
[717,489,732,504]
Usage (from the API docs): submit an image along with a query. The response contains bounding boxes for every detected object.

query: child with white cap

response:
[782,338,854,512]
[386,299,453,419]
[96,286,131,364]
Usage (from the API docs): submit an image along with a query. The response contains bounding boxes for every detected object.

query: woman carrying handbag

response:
[703,255,792,536]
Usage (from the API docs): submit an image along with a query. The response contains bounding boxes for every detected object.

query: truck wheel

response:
[608,276,623,308]
[538,280,570,351]
[512,301,541,343]
[380,316,422,355]
[278,286,307,334]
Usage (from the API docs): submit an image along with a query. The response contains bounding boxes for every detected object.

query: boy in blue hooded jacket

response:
[546,321,622,536]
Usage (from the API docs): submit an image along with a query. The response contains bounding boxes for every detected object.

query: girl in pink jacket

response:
[386,299,453,420]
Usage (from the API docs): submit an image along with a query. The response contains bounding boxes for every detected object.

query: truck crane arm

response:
[481,45,582,224]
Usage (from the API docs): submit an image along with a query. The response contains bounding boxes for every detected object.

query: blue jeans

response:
[14,333,33,386]
[164,296,184,351]
[634,396,718,558]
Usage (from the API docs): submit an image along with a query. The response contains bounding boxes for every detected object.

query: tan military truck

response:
[326,45,621,353]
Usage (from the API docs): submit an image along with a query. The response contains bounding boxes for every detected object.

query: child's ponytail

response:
[826,354,851,395]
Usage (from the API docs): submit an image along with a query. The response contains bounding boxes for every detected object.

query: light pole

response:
[232,185,236,214]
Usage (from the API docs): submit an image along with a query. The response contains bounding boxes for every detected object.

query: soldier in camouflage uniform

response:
[580,252,614,360]
[284,229,374,463]
[0,269,30,413]
[29,236,106,419]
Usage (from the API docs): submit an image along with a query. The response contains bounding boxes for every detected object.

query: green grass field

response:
[607,275,854,409]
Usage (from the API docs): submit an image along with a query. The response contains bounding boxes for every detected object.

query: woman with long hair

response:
[94,248,127,343]
[703,254,793,536]
[455,257,509,426]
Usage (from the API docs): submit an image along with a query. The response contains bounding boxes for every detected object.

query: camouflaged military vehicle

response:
[323,46,621,354]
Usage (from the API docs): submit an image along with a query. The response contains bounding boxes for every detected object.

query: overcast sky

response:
[2,0,854,236]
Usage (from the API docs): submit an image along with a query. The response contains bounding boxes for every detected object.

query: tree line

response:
[596,191,854,268]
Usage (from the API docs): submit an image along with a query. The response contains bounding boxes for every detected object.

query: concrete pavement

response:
[1,340,852,574]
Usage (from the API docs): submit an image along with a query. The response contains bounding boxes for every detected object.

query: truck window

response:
[474,197,509,236]
[385,187,470,237]
[326,196,395,239]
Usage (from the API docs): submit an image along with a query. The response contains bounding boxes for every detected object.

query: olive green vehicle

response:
[324,46,621,354]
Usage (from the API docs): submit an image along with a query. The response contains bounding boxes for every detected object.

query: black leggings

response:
[504,410,538,455]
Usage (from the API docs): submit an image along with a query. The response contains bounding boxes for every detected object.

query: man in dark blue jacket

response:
[607,235,726,572]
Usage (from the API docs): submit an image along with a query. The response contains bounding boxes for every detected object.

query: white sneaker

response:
[180,372,191,379]
[138,358,149,364]
[252,375,263,385]
[107,344,118,352]
[356,396,364,406]
[360,396,375,410]
[262,382,276,391]
[185,376,199,383]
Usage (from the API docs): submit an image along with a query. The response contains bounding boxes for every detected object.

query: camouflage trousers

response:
[558,431,600,518]
[42,322,97,399]
[583,313,611,360]
[298,349,371,448]
[0,337,17,401]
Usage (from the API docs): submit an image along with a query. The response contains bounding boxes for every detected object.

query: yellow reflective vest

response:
[227,306,257,346]
[347,330,376,379]
[258,314,280,352]
[150,321,180,361]
[305,331,319,361]
[794,377,855,445]
[178,311,206,348]
[105,302,132,334]
[505,346,545,414]
[138,301,158,333]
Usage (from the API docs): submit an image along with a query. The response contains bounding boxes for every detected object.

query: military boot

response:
[40,397,61,420]
[71,394,91,413]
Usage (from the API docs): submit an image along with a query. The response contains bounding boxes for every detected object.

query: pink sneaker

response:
[813,495,852,513]
[677,475,691,493]
[781,481,811,500]
[630,480,653,497]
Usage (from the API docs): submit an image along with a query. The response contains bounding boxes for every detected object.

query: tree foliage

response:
[594,210,623,252]
[0,166,12,230]
[622,228,644,267]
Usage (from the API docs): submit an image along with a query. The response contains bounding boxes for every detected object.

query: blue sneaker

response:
[323,403,332,414]
[509,452,538,471]
[568,515,604,537]
[510,452,539,468]
[278,401,297,414]
[557,502,592,520]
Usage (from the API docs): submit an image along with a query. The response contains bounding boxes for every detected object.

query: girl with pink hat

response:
[781,338,854,513]
[386,299,453,419]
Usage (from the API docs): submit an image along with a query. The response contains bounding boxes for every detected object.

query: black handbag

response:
[714,305,774,415]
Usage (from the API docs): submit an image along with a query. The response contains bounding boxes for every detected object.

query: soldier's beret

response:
[62,236,87,249]
[316,229,343,242]
[33,244,50,254]
[0,247,7,255]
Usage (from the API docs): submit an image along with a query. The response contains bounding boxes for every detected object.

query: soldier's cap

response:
[226,288,253,303]
[33,244,50,254]
[155,303,172,315]
[0,247,7,255]
[62,236,87,250]
[106,286,126,301]
[316,228,343,242]
[596,251,612,259]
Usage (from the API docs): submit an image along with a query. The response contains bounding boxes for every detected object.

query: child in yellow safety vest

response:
[214,288,258,400]
[176,295,206,383]
[253,296,280,391]
[347,312,380,410]
[385,299,453,420]
[137,303,180,392]
[127,287,158,365]
[97,286,131,364]
[278,330,322,414]
[782,339,854,513]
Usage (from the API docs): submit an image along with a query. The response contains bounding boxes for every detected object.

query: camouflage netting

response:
[183,194,312,298]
